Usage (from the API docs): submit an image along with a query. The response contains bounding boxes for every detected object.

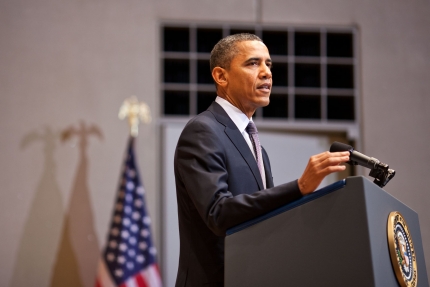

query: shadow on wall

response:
[10,127,65,287]
[51,121,103,287]
[10,121,104,287]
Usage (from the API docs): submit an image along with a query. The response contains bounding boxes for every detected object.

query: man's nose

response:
[260,64,272,79]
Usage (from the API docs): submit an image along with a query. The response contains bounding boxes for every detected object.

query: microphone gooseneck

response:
[329,141,396,188]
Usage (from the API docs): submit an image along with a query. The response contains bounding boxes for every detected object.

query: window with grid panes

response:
[161,24,357,126]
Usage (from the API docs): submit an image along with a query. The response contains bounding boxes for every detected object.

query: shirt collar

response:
[215,96,252,133]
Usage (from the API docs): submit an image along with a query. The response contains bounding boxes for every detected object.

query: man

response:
[174,33,349,287]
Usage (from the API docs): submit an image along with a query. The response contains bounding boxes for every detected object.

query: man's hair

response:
[210,33,262,72]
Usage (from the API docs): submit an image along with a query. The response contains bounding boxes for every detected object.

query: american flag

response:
[96,138,162,287]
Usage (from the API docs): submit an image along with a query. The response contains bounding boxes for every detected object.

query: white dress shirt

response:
[215,96,266,189]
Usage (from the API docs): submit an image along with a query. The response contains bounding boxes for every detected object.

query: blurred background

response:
[1,0,429,286]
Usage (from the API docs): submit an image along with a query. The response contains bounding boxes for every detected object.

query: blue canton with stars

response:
[103,138,157,285]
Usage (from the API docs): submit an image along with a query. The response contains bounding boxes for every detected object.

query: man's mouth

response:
[257,83,271,91]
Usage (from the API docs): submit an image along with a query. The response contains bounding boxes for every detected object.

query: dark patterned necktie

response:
[246,121,265,187]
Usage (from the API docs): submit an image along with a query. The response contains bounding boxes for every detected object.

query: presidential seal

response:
[387,211,417,287]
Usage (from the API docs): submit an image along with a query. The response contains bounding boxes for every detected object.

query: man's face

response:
[222,40,272,116]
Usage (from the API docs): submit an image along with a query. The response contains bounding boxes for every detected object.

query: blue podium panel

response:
[225,176,428,287]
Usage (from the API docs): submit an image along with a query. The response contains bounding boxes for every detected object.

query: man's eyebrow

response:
[244,57,272,63]
[245,57,261,63]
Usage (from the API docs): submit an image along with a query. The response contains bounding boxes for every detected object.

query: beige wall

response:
[0,0,159,286]
[1,0,429,286]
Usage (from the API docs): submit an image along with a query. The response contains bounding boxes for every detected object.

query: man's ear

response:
[212,67,228,88]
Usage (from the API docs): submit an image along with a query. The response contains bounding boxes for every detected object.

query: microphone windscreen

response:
[330,141,353,153]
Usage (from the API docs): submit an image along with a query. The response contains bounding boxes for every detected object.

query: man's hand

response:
[298,151,350,195]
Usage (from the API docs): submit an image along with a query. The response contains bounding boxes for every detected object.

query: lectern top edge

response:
[226,178,347,236]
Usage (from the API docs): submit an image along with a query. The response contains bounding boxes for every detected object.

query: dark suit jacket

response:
[174,102,302,287]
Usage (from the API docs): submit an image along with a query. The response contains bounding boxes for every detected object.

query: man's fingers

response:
[312,161,347,178]
[322,155,350,166]
[298,151,350,195]
[321,164,347,175]
[305,152,349,177]
[310,151,349,162]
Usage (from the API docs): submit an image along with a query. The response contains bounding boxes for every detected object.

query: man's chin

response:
[258,97,270,108]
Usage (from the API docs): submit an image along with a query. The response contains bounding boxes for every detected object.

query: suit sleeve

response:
[175,118,302,236]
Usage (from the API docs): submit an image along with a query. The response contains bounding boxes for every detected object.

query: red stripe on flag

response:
[95,278,102,287]
[154,264,161,277]
[120,283,127,287]
[135,273,148,287]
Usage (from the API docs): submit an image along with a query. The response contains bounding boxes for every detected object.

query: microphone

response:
[330,141,395,187]
[330,142,381,169]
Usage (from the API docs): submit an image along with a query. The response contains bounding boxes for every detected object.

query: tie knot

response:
[246,121,258,134]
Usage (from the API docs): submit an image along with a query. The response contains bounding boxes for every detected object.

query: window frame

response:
[160,22,360,140]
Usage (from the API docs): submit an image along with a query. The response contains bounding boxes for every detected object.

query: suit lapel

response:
[208,102,264,190]
[224,127,264,190]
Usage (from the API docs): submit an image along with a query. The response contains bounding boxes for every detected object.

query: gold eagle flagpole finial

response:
[118,96,152,137]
